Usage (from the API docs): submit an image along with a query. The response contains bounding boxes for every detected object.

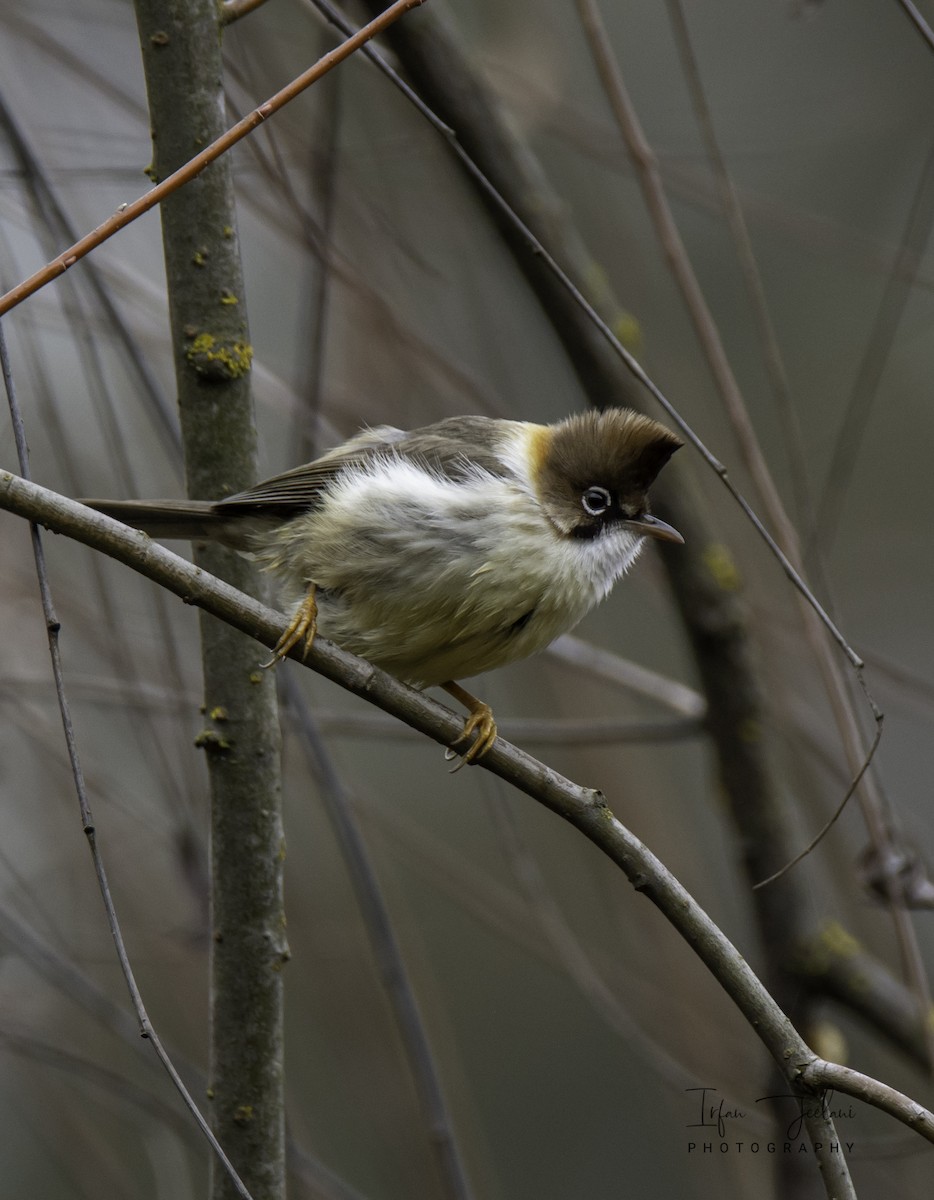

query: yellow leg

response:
[441,680,497,770]
[262,583,318,668]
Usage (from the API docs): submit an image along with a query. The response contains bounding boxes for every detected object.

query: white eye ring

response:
[581,486,612,516]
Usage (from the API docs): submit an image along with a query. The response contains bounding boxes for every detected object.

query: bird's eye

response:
[581,486,612,516]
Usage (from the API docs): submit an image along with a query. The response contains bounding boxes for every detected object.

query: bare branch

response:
[548,634,705,718]
[800,1060,934,1145]
[894,0,934,52]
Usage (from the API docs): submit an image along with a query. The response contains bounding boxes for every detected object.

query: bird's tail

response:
[81,498,223,541]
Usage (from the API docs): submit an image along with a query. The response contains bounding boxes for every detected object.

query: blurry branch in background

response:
[798,921,934,1064]
[895,0,934,52]
[573,0,934,1063]
[661,0,814,532]
[0,0,426,317]
[283,711,701,746]
[282,675,474,1200]
[5,1008,371,1200]
[547,633,705,717]
[1,1026,203,1142]
[482,786,757,1107]
[654,486,934,1071]
[0,90,181,454]
[0,902,155,1052]
[817,133,934,545]
[0,905,386,1200]
[292,50,341,465]
[0,84,195,832]
[0,336,253,1200]
[3,672,701,744]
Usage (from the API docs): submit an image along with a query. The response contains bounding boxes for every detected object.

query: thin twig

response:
[294,39,342,464]
[662,0,817,534]
[0,0,426,317]
[0,910,375,1200]
[0,88,180,454]
[0,335,254,1200]
[752,723,882,890]
[895,0,934,51]
[817,131,934,546]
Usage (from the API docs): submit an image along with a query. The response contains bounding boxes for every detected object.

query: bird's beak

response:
[625,513,684,544]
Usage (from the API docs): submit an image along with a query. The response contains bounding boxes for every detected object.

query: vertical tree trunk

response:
[132,3,287,1197]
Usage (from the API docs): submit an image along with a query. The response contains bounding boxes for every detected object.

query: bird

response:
[83,409,683,766]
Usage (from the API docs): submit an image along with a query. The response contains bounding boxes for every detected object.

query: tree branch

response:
[131,0,287,1192]
[800,1060,934,1145]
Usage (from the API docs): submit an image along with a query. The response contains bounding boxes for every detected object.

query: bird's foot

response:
[441,682,497,771]
[261,585,317,668]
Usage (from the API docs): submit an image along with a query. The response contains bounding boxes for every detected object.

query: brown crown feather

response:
[536,408,682,535]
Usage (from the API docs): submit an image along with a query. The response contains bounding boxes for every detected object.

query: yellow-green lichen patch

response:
[185,331,253,380]
[194,728,232,755]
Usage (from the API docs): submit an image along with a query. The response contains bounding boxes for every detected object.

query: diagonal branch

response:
[800,1060,934,1144]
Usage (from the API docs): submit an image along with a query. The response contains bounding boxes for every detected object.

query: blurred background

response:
[1,0,934,1195]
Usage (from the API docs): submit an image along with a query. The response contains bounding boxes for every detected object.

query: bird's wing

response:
[215,426,408,516]
[216,417,514,517]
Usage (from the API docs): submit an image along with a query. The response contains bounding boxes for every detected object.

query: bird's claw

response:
[446,702,497,772]
[261,586,317,669]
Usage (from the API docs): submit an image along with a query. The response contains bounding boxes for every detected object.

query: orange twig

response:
[0,0,426,317]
